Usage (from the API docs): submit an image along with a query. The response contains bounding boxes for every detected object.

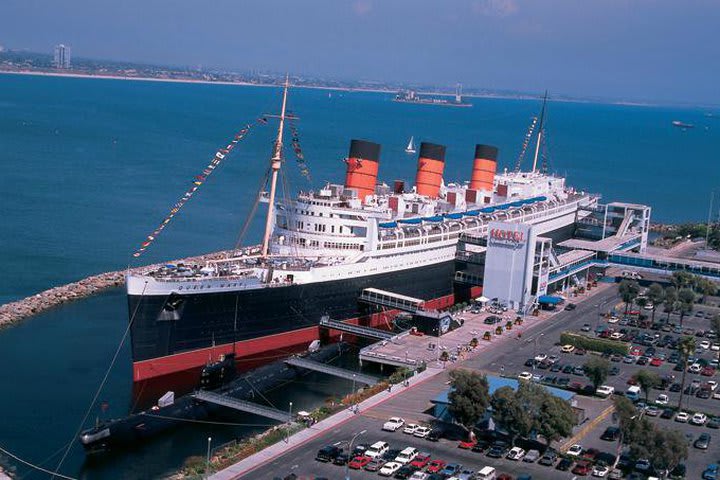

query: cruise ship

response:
[127,83,596,390]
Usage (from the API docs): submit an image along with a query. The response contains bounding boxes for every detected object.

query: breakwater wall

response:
[0,250,233,328]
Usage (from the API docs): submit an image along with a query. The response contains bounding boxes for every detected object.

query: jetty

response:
[0,249,234,328]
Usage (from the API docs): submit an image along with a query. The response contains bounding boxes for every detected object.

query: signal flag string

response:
[514,116,538,172]
[131,117,269,258]
[288,119,311,181]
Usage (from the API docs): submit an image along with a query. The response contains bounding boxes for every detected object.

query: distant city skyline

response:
[2,0,719,105]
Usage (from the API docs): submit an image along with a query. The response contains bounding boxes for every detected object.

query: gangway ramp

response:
[319,316,396,341]
[359,288,425,313]
[285,357,379,385]
[191,391,291,422]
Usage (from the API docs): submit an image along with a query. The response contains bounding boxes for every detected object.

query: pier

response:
[318,316,401,341]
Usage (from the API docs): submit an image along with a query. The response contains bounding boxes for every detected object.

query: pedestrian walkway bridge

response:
[284,356,379,385]
[359,288,425,313]
[319,316,397,341]
[191,390,291,422]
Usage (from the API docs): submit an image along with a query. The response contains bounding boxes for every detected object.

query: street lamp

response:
[344,429,367,480]
[532,333,544,370]
[286,401,293,443]
[351,373,357,413]
[205,436,212,479]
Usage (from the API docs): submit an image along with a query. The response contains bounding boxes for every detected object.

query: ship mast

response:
[531,90,548,173]
[261,75,290,258]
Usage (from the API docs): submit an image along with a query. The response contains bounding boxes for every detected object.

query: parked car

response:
[365,458,387,472]
[561,344,576,353]
[315,445,344,462]
[523,449,541,463]
[557,458,574,471]
[692,412,709,425]
[382,417,405,431]
[695,433,712,450]
[596,385,615,397]
[600,426,621,441]
[566,444,583,457]
[403,423,420,434]
[348,455,372,469]
[439,463,463,477]
[675,411,690,423]
[426,460,447,474]
[379,461,403,477]
[572,460,592,476]
[506,446,526,461]
[539,450,558,466]
[414,426,431,438]
[592,465,610,477]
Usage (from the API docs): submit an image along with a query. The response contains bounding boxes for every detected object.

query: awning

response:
[398,218,422,224]
[445,213,463,219]
[379,222,397,228]
[538,295,564,305]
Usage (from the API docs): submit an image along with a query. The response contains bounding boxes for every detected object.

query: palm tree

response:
[677,336,697,410]
[697,278,717,304]
[647,283,665,324]
[664,287,678,322]
[678,288,696,326]
[619,280,640,316]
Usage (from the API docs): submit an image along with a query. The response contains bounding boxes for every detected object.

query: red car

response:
[497,474,513,480]
[630,347,642,356]
[458,440,476,449]
[410,454,431,468]
[572,460,592,476]
[702,367,716,377]
[650,358,663,367]
[427,459,447,473]
[348,455,372,469]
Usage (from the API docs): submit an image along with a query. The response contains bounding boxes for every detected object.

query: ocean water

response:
[0,74,718,478]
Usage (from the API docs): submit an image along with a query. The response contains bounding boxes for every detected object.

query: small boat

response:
[405,136,416,154]
[672,120,694,129]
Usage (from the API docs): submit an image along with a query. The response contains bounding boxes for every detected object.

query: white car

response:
[644,303,654,310]
[561,344,576,353]
[608,316,620,324]
[692,412,708,425]
[395,447,418,464]
[366,441,390,459]
[655,394,669,405]
[379,461,402,476]
[596,385,615,398]
[593,465,610,477]
[675,411,690,423]
[701,341,711,350]
[506,446,526,461]
[410,473,430,480]
[689,363,703,374]
[413,426,432,438]
[518,371,533,381]
[709,381,719,392]
[712,343,720,351]
[610,332,623,340]
[566,444,583,457]
[382,417,405,431]
[403,423,420,434]
[534,353,548,362]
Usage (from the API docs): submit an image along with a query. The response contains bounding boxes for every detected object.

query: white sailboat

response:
[405,136,416,154]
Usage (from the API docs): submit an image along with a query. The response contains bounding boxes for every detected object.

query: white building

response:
[53,44,71,69]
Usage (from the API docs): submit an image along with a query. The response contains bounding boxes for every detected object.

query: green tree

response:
[671,271,694,289]
[648,429,688,474]
[491,385,533,445]
[647,283,665,323]
[536,391,576,448]
[448,369,490,439]
[696,277,717,303]
[619,280,640,315]
[631,370,660,404]
[663,286,678,322]
[677,335,697,409]
[678,288,696,326]
[491,382,576,448]
[584,357,611,393]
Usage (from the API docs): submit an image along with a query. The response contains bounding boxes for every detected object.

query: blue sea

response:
[0,74,718,478]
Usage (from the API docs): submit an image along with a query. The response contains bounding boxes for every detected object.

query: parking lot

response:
[238,283,720,480]
[502,288,720,480]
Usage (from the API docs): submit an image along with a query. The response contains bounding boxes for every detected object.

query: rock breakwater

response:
[0,250,234,328]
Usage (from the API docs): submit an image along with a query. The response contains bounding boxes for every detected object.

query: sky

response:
[2,0,719,104]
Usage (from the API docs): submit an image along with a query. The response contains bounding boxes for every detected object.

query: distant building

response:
[53,44,71,69]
